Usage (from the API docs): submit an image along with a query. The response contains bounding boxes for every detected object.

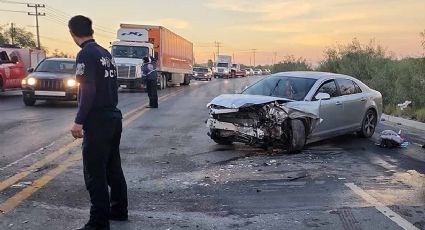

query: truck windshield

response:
[112,45,149,59]
[217,63,228,67]
[35,60,76,74]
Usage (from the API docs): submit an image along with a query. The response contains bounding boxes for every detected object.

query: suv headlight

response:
[67,79,77,87]
[224,70,229,74]
[27,78,36,86]
[194,73,198,76]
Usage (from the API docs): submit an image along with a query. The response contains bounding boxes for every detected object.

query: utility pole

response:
[27,3,45,50]
[251,49,257,67]
[10,23,15,45]
[214,41,221,62]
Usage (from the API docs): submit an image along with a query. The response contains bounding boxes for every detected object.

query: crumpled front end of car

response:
[206,94,322,148]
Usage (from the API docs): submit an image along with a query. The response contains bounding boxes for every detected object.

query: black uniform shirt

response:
[74,39,118,125]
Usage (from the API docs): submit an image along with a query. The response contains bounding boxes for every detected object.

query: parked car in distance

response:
[262,69,270,75]
[21,58,77,106]
[206,71,383,153]
[253,69,262,75]
[243,68,254,76]
[193,67,212,81]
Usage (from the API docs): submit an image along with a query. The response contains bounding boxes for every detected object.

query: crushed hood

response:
[207,94,293,109]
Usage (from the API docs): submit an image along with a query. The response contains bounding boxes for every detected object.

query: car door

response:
[336,79,367,130]
[310,79,344,138]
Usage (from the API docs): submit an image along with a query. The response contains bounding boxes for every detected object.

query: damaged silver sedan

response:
[207,71,383,152]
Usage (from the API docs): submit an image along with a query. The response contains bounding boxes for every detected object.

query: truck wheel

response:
[162,75,167,89]
[183,75,191,85]
[23,97,36,106]
[288,119,306,153]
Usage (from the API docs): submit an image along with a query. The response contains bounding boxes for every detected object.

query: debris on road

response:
[11,181,32,188]
[378,130,409,148]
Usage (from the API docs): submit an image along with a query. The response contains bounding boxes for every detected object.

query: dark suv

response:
[21,58,77,106]
[193,67,212,81]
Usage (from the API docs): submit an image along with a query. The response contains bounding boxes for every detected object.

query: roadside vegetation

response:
[255,33,425,122]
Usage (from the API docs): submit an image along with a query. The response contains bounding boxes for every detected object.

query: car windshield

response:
[35,60,76,74]
[112,45,149,59]
[217,63,228,67]
[193,68,208,72]
[242,76,317,101]
[232,64,237,68]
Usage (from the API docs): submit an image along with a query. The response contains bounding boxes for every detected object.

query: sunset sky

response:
[1,0,424,65]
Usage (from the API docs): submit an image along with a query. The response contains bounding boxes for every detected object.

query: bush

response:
[273,55,312,73]
[317,39,425,121]
[416,108,425,122]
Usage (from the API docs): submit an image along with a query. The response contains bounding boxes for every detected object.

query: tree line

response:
[0,24,71,57]
[254,33,425,122]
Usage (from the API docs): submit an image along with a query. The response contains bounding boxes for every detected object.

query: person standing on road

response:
[142,56,158,108]
[69,15,128,230]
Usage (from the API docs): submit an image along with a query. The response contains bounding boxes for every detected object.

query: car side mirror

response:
[315,92,331,100]
[27,68,34,73]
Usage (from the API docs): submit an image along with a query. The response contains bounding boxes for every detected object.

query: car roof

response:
[45,57,76,62]
[273,71,355,80]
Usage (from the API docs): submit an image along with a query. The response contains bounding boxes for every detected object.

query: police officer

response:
[69,15,128,230]
[142,56,158,108]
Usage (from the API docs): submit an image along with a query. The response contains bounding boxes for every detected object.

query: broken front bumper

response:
[206,118,265,139]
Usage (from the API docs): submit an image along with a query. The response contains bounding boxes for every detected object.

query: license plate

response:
[120,85,127,88]
[34,91,66,96]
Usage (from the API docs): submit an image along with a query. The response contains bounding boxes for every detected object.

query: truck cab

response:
[112,40,154,89]
[231,63,246,78]
[215,55,232,78]
[0,49,25,91]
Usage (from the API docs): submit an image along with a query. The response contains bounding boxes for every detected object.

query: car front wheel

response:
[358,109,377,138]
[23,97,36,106]
[288,119,306,153]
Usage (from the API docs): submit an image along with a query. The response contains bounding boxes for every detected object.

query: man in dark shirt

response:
[142,56,158,108]
[69,15,128,230]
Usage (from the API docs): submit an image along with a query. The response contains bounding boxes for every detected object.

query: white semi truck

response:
[214,55,232,78]
[112,24,194,89]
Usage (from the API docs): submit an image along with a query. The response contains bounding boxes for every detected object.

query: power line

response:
[0,9,27,13]
[0,0,28,5]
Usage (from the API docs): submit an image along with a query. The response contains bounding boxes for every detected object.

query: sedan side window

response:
[337,79,357,96]
[353,81,362,94]
[316,80,338,98]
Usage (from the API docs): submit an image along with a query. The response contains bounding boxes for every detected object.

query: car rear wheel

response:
[23,97,36,106]
[358,109,377,138]
[288,119,306,153]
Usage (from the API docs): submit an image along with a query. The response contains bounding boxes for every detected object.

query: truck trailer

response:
[112,24,194,90]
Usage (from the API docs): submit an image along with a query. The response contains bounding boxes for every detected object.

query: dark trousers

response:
[146,78,158,108]
[82,110,128,228]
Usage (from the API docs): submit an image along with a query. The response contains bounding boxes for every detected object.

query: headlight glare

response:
[27,78,36,86]
[67,79,77,87]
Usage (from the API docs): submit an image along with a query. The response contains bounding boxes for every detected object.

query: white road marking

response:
[345,183,419,230]
[0,142,55,171]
